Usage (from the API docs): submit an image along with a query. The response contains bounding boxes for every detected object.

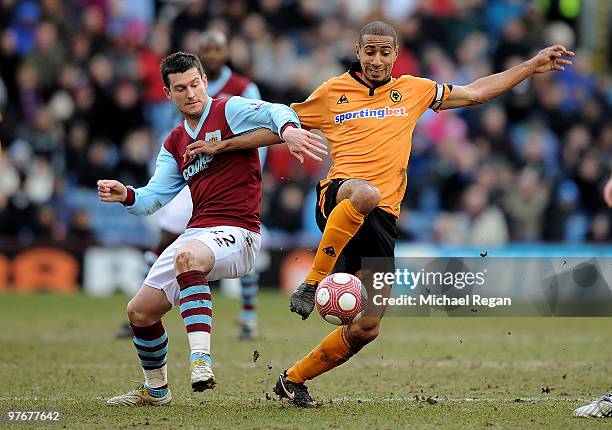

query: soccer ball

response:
[315,273,367,325]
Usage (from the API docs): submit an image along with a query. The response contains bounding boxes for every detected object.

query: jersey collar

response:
[184,96,212,140]
[348,62,392,96]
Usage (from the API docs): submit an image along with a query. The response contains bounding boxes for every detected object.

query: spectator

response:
[25,20,65,91]
[433,185,509,246]
[503,167,550,241]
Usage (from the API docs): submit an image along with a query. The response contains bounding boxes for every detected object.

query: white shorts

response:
[157,186,193,235]
[144,226,261,306]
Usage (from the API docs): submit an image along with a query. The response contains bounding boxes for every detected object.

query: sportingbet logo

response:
[335,106,407,125]
[183,153,213,180]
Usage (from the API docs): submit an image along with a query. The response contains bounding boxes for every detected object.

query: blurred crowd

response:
[0,0,610,248]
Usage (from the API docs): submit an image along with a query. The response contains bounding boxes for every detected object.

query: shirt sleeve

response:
[428,82,453,111]
[290,81,329,130]
[241,82,261,100]
[406,76,452,114]
[124,146,185,216]
[225,96,301,139]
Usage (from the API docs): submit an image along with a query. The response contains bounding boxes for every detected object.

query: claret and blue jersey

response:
[123,96,300,233]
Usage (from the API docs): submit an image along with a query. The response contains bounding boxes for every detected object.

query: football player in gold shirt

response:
[184,21,574,407]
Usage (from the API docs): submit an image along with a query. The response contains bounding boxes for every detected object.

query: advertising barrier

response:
[0,242,610,304]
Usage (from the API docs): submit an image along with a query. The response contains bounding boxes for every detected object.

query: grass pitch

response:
[1,292,610,429]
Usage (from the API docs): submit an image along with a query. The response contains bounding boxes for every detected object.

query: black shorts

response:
[315,179,399,275]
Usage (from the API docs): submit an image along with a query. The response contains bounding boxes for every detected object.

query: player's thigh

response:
[128,284,172,325]
[192,227,262,281]
[144,231,193,307]
[344,209,398,273]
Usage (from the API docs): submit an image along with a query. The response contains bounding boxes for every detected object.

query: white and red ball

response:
[315,273,367,325]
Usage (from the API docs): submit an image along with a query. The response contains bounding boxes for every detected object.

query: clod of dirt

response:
[253,350,260,362]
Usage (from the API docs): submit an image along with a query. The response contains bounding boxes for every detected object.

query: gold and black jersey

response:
[291,63,451,218]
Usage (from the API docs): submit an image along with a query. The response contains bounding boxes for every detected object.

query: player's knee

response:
[349,327,379,347]
[362,324,380,343]
[174,241,214,274]
[350,184,380,214]
[127,300,157,327]
[174,249,196,273]
[347,321,380,347]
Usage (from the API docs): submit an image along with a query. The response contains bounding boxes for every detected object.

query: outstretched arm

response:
[98,146,185,215]
[441,45,575,110]
[183,128,282,163]
[225,96,327,163]
[184,108,327,163]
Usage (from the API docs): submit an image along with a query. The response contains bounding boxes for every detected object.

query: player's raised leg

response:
[290,179,379,319]
[107,285,172,406]
[173,239,216,391]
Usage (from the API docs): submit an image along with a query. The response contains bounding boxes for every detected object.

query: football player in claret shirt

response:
[123,29,266,342]
[185,21,574,407]
[98,52,325,406]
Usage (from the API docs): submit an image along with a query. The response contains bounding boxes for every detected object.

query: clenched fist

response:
[97,179,128,203]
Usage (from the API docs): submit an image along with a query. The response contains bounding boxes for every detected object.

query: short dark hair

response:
[160,51,204,87]
[358,21,398,47]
